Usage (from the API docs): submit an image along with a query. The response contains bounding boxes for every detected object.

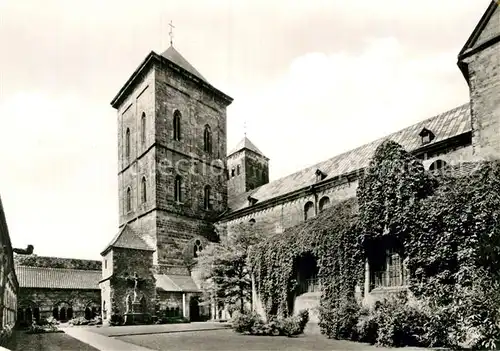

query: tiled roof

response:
[161,46,207,83]
[101,224,155,255]
[155,274,200,292]
[227,103,471,214]
[228,137,266,158]
[16,266,100,290]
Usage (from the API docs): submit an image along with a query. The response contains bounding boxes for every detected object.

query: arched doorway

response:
[53,301,72,322]
[189,296,200,321]
[288,252,319,315]
[85,307,92,320]
[18,300,39,327]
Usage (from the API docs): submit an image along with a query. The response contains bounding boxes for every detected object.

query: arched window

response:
[236,165,241,175]
[429,159,448,172]
[304,201,315,220]
[141,112,146,144]
[125,128,131,159]
[204,185,211,210]
[231,168,235,177]
[319,196,330,212]
[174,176,182,202]
[141,177,147,203]
[194,239,203,258]
[173,110,181,141]
[126,187,132,212]
[204,125,212,153]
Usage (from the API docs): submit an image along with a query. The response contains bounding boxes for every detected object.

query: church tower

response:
[108,43,233,276]
[227,137,269,198]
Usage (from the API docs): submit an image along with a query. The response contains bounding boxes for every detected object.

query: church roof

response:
[228,137,267,158]
[161,46,208,83]
[155,274,200,292]
[226,103,471,215]
[16,265,100,290]
[101,224,155,255]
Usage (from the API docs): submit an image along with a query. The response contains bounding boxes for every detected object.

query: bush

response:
[69,316,90,326]
[0,325,13,347]
[320,298,360,340]
[89,316,103,326]
[231,311,262,334]
[355,307,378,344]
[109,313,124,326]
[231,309,309,337]
[26,319,60,334]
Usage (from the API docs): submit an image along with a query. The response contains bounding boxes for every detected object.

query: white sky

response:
[0,0,490,259]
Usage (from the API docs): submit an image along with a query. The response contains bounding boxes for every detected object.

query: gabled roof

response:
[161,46,207,83]
[16,265,100,290]
[228,137,267,158]
[155,274,200,292]
[101,224,155,255]
[459,1,500,59]
[226,103,471,215]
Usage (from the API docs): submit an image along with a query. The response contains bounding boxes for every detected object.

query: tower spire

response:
[168,20,175,47]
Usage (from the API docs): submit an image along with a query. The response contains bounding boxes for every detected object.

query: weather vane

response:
[169,20,175,46]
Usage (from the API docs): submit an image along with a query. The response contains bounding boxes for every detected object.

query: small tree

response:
[196,222,263,314]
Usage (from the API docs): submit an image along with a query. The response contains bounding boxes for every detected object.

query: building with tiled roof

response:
[0,195,18,330]
[15,256,101,326]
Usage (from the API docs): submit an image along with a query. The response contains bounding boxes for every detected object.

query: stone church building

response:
[14,1,500,326]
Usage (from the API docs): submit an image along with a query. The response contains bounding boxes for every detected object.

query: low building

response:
[14,255,101,327]
[0,196,19,330]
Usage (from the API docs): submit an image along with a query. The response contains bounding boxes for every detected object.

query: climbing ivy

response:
[249,139,500,348]
[249,198,362,319]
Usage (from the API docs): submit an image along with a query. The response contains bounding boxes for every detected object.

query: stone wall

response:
[464,39,500,159]
[18,288,100,320]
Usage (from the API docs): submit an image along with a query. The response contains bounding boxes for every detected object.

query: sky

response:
[0,0,490,260]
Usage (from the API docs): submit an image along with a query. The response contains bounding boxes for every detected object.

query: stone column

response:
[182,293,187,318]
[364,259,370,298]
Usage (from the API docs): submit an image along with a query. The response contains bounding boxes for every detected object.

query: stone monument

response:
[124,272,149,324]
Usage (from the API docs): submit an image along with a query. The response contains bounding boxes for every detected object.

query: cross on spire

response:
[168,20,175,47]
[244,120,247,137]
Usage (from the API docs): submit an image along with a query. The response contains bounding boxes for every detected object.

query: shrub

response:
[69,316,90,326]
[109,313,124,326]
[231,310,309,337]
[155,316,189,325]
[89,316,103,326]
[231,311,262,334]
[0,325,13,347]
[320,298,360,340]
[355,307,378,344]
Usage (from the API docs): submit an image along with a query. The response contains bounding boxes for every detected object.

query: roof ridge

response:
[227,103,470,209]
[15,265,101,273]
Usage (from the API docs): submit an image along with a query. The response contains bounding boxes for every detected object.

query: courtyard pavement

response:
[62,322,431,351]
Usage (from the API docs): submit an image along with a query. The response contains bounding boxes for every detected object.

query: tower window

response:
[141,176,147,203]
[125,128,131,159]
[204,125,212,154]
[204,185,211,210]
[141,113,146,145]
[304,201,315,220]
[236,165,241,175]
[231,168,235,177]
[173,110,181,141]
[194,239,203,258]
[249,218,256,225]
[174,176,182,202]
[126,187,132,212]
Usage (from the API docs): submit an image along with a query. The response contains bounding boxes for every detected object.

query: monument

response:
[124,272,150,325]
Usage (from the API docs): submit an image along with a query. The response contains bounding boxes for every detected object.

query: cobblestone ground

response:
[115,329,428,351]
